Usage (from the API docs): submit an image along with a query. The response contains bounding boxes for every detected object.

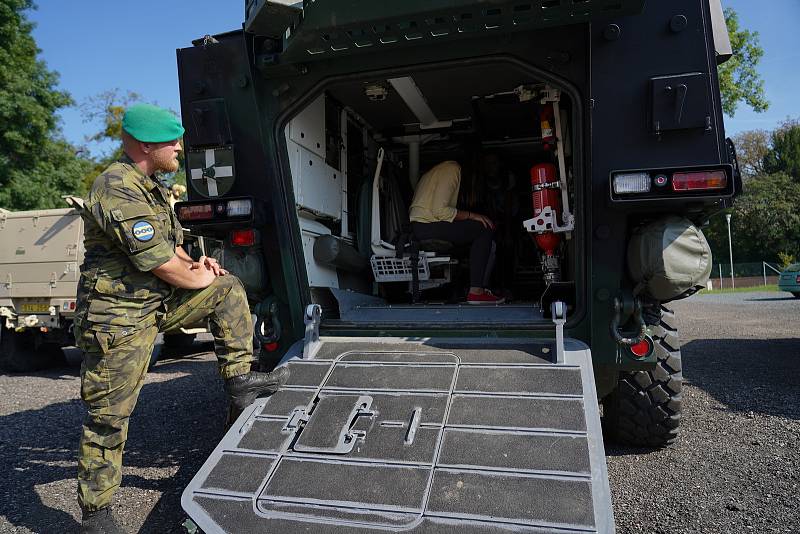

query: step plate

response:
[182,339,614,533]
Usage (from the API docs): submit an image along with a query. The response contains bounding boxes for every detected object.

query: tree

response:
[0,0,90,210]
[763,118,800,179]
[705,173,800,263]
[732,129,769,180]
[718,8,769,117]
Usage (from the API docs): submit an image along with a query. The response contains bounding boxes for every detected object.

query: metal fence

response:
[709,261,782,290]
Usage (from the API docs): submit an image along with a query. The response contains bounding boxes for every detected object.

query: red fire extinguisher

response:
[531,162,562,282]
[540,103,556,151]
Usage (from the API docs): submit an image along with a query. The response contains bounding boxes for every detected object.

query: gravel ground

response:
[607,291,800,534]
[0,292,798,533]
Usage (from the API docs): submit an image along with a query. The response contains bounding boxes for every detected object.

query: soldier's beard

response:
[152,151,180,174]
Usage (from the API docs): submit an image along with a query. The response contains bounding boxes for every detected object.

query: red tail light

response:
[629,337,654,359]
[671,170,727,191]
[231,229,255,247]
[178,204,213,221]
[263,342,279,352]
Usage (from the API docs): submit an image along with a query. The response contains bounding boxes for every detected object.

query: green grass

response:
[701,284,780,294]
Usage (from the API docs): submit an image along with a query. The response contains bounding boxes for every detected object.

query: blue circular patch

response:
[132,221,155,242]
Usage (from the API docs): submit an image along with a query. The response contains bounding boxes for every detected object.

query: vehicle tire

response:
[603,305,682,448]
[162,332,197,349]
[792,292,800,298]
[0,326,64,372]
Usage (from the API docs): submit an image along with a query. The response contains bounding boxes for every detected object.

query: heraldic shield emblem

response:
[188,146,236,198]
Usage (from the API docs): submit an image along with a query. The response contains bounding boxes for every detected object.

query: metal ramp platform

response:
[182,338,614,533]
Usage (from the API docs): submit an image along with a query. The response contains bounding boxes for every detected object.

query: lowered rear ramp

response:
[182,338,615,533]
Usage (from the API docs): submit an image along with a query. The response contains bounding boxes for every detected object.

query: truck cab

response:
[176,1,737,531]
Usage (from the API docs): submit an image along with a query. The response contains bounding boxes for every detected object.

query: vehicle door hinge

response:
[551,300,567,364]
[303,304,322,360]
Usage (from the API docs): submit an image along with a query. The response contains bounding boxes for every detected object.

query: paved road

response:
[0,292,797,533]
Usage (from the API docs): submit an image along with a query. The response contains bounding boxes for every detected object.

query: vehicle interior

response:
[282,61,578,325]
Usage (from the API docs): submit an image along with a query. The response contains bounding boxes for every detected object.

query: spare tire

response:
[628,216,712,302]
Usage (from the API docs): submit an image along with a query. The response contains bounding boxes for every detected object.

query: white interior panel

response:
[288,94,326,158]
[299,216,339,288]
[287,141,343,219]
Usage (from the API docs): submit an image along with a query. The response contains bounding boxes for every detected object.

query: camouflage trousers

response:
[75,275,254,512]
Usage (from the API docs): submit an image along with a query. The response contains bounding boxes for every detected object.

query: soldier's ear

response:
[140,142,152,155]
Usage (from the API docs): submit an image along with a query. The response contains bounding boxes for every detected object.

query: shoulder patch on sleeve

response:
[131,221,156,242]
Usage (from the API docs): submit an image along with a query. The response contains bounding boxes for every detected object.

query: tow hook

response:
[254,296,282,348]
[610,294,648,346]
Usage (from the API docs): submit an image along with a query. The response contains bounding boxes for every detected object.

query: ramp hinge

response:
[303,304,322,359]
[551,301,567,364]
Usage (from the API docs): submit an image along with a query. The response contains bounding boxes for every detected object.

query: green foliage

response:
[0,0,89,210]
[777,252,796,270]
[718,8,769,117]
[704,173,800,263]
[763,119,800,179]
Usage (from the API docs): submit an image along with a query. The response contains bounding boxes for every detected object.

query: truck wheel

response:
[792,292,800,298]
[0,327,64,372]
[603,305,682,448]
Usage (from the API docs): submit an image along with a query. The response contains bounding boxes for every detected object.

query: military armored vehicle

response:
[175,0,738,531]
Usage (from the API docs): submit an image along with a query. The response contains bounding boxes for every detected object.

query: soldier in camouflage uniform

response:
[75,104,287,534]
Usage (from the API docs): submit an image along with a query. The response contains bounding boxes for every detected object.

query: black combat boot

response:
[224,367,289,411]
[80,507,124,534]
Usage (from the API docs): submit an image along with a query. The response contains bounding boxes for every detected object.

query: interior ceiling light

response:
[388,76,439,127]
[364,83,389,102]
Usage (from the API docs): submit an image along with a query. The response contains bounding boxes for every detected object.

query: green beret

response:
[122,104,185,143]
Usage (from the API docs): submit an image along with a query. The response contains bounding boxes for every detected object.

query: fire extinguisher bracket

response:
[522,85,575,236]
[523,206,574,234]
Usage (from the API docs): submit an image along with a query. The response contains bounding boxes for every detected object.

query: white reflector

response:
[226,199,252,217]
[613,172,651,194]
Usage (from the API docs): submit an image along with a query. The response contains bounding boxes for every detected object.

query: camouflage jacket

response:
[74,155,184,332]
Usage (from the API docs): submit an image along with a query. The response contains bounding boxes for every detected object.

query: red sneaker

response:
[466,290,506,305]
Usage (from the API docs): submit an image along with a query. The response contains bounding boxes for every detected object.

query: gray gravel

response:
[607,291,800,534]
[0,292,798,533]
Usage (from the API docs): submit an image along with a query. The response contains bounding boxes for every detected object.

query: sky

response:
[28,0,800,157]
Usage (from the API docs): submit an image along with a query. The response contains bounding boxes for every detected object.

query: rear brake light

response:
[178,204,213,221]
[613,172,651,194]
[671,170,727,191]
[231,229,255,246]
[796,275,800,283]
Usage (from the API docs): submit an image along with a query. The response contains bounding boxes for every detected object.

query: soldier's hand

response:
[191,262,217,286]
[197,255,228,276]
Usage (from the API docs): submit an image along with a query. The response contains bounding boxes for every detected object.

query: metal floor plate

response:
[182,338,614,533]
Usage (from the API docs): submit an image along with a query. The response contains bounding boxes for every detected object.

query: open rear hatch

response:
[182,334,614,532]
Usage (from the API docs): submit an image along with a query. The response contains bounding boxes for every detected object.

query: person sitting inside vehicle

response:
[409,160,504,304]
